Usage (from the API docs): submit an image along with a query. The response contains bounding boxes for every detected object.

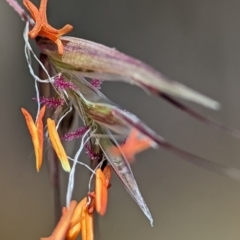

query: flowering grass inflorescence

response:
[6,0,240,239]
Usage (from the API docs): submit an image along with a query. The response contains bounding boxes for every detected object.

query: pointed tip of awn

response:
[186,92,220,110]
[145,208,154,226]
[150,220,154,227]
[205,99,220,111]
[163,82,221,110]
[177,84,221,110]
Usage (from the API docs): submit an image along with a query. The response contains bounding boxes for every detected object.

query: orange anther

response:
[103,165,112,187]
[67,197,87,240]
[41,200,77,240]
[81,205,94,240]
[47,118,71,172]
[21,105,46,171]
[110,128,154,163]
[95,169,108,215]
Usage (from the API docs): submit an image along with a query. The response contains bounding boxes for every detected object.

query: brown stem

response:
[47,146,61,223]
[39,53,62,224]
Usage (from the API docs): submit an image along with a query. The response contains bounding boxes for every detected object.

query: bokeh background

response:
[1,0,240,239]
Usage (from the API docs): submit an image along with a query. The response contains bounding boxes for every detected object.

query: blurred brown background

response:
[1,0,240,239]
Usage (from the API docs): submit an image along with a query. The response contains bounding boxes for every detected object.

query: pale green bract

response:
[37,36,220,110]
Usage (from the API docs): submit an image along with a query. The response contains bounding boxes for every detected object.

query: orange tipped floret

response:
[47,118,71,172]
[21,106,46,171]
[111,128,154,163]
[23,0,73,55]
[66,197,87,240]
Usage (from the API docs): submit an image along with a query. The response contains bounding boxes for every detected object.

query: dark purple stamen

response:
[90,79,102,89]
[85,144,102,161]
[61,126,89,141]
[53,75,77,90]
[33,96,65,108]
